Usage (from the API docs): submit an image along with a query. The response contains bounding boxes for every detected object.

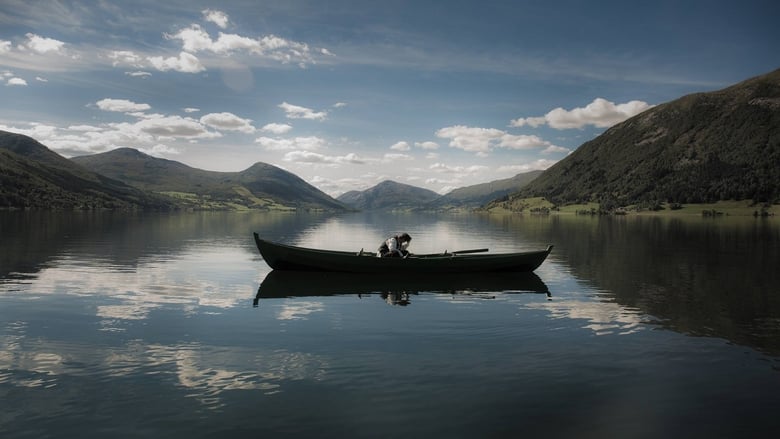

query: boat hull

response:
[253,233,552,273]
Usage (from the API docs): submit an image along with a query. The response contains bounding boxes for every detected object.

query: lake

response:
[1,210,779,438]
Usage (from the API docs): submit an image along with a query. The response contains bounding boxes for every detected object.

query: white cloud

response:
[279,102,328,121]
[437,185,459,194]
[429,163,489,174]
[436,124,565,155]
[139,144,181,156]
[283,150,365,165]
[332,102,347,108]
[390,141,410,151]
[336,152,368,165]
[165,24,320,67]
[133,115,220,138]
[415,141,439,150]
[255,136,325,151]
[261,123,293,134]
[200,112,255,133]
[383,153,413,162]
[95,98,151,113]
[67,124,102,131]
[23,33,65,54]
[6,77,27,86]
[338,153,365,164]
[203,9,230,29]
[435,125,505,153]
[0,124,59,143]
[497,159,557,173]
[541,145,571,154]
[109,50,144,67]
[498,134,551,150]
[510,98,654,130]
[167,25,213,53]
[148,52,205,73]
[2,113,221,158]
[125,71,152,78]
[0,40,11,53]
[509,116,546,128]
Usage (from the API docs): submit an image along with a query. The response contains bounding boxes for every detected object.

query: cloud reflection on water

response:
[0,327,331,408]
[0,241,319,406]
[524,295,650,336]
[3,244,260,325]
[276,300,326,320]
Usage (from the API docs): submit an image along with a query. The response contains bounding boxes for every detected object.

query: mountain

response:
[71,148,347,211]
[431,170,543,210]
[236,162,348,211]
[0,131,169,209]
[337,173,543,211]
[508,68,780,208]
[337,180,440,210]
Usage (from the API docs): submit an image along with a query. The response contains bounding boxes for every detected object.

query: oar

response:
[414,248,489,257]
[451,248,489,255]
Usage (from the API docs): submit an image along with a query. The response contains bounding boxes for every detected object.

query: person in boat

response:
[378,233,412,257]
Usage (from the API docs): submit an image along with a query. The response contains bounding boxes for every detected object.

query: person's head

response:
[398,233,411,244]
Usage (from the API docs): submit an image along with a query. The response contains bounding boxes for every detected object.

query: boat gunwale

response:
[254,233,552,273]
[255,234,551,260]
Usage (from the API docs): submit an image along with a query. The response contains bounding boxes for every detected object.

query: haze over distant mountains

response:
[2,68,779,211]
[337,172,545,211]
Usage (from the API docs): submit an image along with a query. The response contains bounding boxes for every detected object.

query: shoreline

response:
[485,198,779,217]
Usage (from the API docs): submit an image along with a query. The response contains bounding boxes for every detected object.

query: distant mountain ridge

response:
[430,170,543,210]
[338,171,543,211]
[71,148,347,211]
[510,68,780,207]
[337,180,440,210]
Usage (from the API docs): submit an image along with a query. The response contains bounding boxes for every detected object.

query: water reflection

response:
[2,211,780,436]
[3,245,258,328]
[0,210,332,281]
[524,295,651,336]
[0,327,330,409]
[253,270,551,307]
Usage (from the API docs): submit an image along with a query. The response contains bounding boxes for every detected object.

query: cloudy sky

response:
[1,0,778,196]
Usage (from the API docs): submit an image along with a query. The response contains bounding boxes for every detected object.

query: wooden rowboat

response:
[253,233,552,273]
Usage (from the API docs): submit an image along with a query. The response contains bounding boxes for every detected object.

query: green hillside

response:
[508,68,780,209]
[431,170,543,210]
[0,131,169,209]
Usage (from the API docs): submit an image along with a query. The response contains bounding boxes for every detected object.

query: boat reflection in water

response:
[253,270,550,307]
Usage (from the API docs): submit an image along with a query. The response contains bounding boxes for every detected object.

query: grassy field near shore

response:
[487,197,779,217]
[630,200,779,217]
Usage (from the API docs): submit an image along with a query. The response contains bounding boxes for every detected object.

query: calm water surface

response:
[1,211,779,438]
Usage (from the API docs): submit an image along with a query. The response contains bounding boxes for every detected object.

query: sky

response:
[1,0,779,196]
